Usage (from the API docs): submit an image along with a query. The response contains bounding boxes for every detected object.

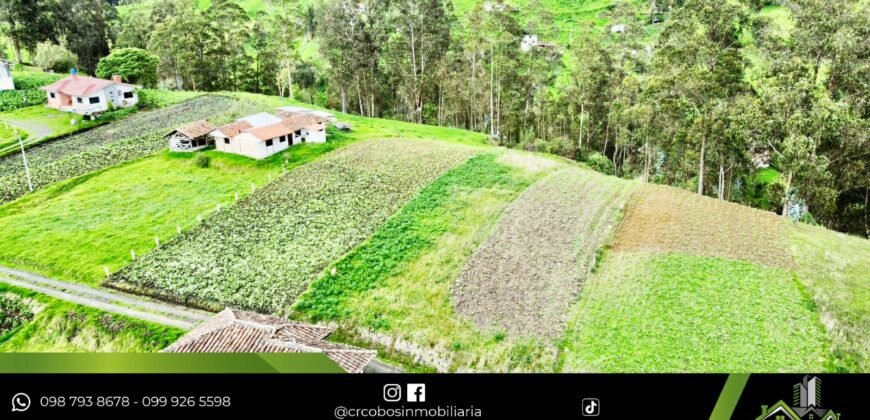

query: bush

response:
[96,48,159,87]
[586,152,615,175]
[0,89,46,112]
[12,71,65,90]
[0,295,33,336]
[194,153,210,168]
[33,43,78,73]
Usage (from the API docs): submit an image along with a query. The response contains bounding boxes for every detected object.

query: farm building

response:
[163,308,377,373]
[0,59,13,91]
[41,71,138,115]
[212,111,329,160]
[166,120,217,152]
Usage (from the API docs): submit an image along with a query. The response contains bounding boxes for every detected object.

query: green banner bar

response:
[710,373,750,420]
[0,353,344,374]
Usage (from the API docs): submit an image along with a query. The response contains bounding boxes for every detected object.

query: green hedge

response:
[0,90,46,112]
[12,71,65,90]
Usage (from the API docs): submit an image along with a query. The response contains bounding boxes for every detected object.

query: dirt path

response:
[0,117,53,142]
[0,266,212,330]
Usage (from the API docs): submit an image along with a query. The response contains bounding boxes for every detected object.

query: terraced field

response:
[454,168,635,340]
[0,95,236,203]
[110,139,476,313]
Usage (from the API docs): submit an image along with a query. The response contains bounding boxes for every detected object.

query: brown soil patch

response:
[613,184,793,268]
[453,169,635,340]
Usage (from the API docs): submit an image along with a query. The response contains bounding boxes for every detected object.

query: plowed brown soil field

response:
[613,184,793,268]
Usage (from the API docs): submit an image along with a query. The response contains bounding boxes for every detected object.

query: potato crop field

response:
[453,169,636,340]
[110,139,476,313]
[0,95,236,203]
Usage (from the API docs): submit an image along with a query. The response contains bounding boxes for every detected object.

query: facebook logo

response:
[407,383,426,402]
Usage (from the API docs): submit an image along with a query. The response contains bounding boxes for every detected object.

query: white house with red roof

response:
[41,71,138,115]
[211,109,328,160]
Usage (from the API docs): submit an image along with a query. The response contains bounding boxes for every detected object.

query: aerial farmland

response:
[0,0,866,379]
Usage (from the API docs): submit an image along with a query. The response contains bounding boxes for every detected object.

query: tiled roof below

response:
[164,309,376,373]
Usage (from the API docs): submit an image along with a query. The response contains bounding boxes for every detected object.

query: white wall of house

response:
[106,85,138,108]
[0,62,13,91]
[305,129,327,144]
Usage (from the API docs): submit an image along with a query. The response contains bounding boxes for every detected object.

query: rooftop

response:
[163,308,377,373]
[41,74,132,96]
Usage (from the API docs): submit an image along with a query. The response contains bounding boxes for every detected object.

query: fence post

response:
[131,249,136,260]
[216,203,221,212]
[235,191,239,201]
[251,183,256,192]
[104,266,110,279]
[177,225,182,235]
[155,236,160,247]
[198,214,203,224]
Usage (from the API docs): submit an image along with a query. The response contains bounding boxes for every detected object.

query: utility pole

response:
[15,126,33,192]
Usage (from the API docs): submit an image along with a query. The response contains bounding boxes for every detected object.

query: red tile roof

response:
[41,74,133,96]
[214,120,253,138]
[163,309,377,373]
[246,122,295,141]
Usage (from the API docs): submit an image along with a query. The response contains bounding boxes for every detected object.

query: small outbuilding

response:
[167,120,217,152]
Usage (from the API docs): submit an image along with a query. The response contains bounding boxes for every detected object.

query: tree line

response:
[1,0,867,237]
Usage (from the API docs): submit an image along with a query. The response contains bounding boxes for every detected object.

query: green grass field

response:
[0,106,83,152]
[0,282,182,352]
[0,150,282,285]
[788,223,870,372]
[561,251,831,372]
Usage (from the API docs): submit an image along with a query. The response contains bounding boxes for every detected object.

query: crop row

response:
[0,95,236,202]
[109,139,476,313]
[453,169,636,340]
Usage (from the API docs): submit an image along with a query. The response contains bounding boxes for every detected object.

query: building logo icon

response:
[756,376,841,420]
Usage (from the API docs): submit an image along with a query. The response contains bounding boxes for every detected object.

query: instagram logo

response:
[383,384,402,402]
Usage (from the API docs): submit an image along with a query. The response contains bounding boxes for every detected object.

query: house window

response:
[266,139,274,147]
[77,97,83,104]
[123,91,134,99]
[49,93,56,99]
[89,97,100,104]
[279,135,286,143]
[224,138,230,144]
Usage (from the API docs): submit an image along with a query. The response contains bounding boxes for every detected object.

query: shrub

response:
[0,89,46,112]
[33,43,78,73]
[194,153,210,168]
[96,48,159,87]
[0,295,33,336]
[586,152,615,175]
[11,71,64,90]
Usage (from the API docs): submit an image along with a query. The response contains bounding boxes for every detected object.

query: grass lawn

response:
[0,123,27,151]
[561,251,831,372]
[0,149,287,286]
[0,282,182,352]
[295,152,557,372]
[0,106,84,152]
[788,223,870,372]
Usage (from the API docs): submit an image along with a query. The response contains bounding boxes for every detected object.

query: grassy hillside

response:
[0,282,182,352]
[0,82,863,372]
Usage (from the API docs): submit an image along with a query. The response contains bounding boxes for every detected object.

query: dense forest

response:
[1,0,867,236]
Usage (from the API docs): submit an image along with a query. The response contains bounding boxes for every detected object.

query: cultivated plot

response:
[453,168,635,340]
[111,139,476,313]
[295,153,550,372]
[613,184,793,268]
[0,95,235,203]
